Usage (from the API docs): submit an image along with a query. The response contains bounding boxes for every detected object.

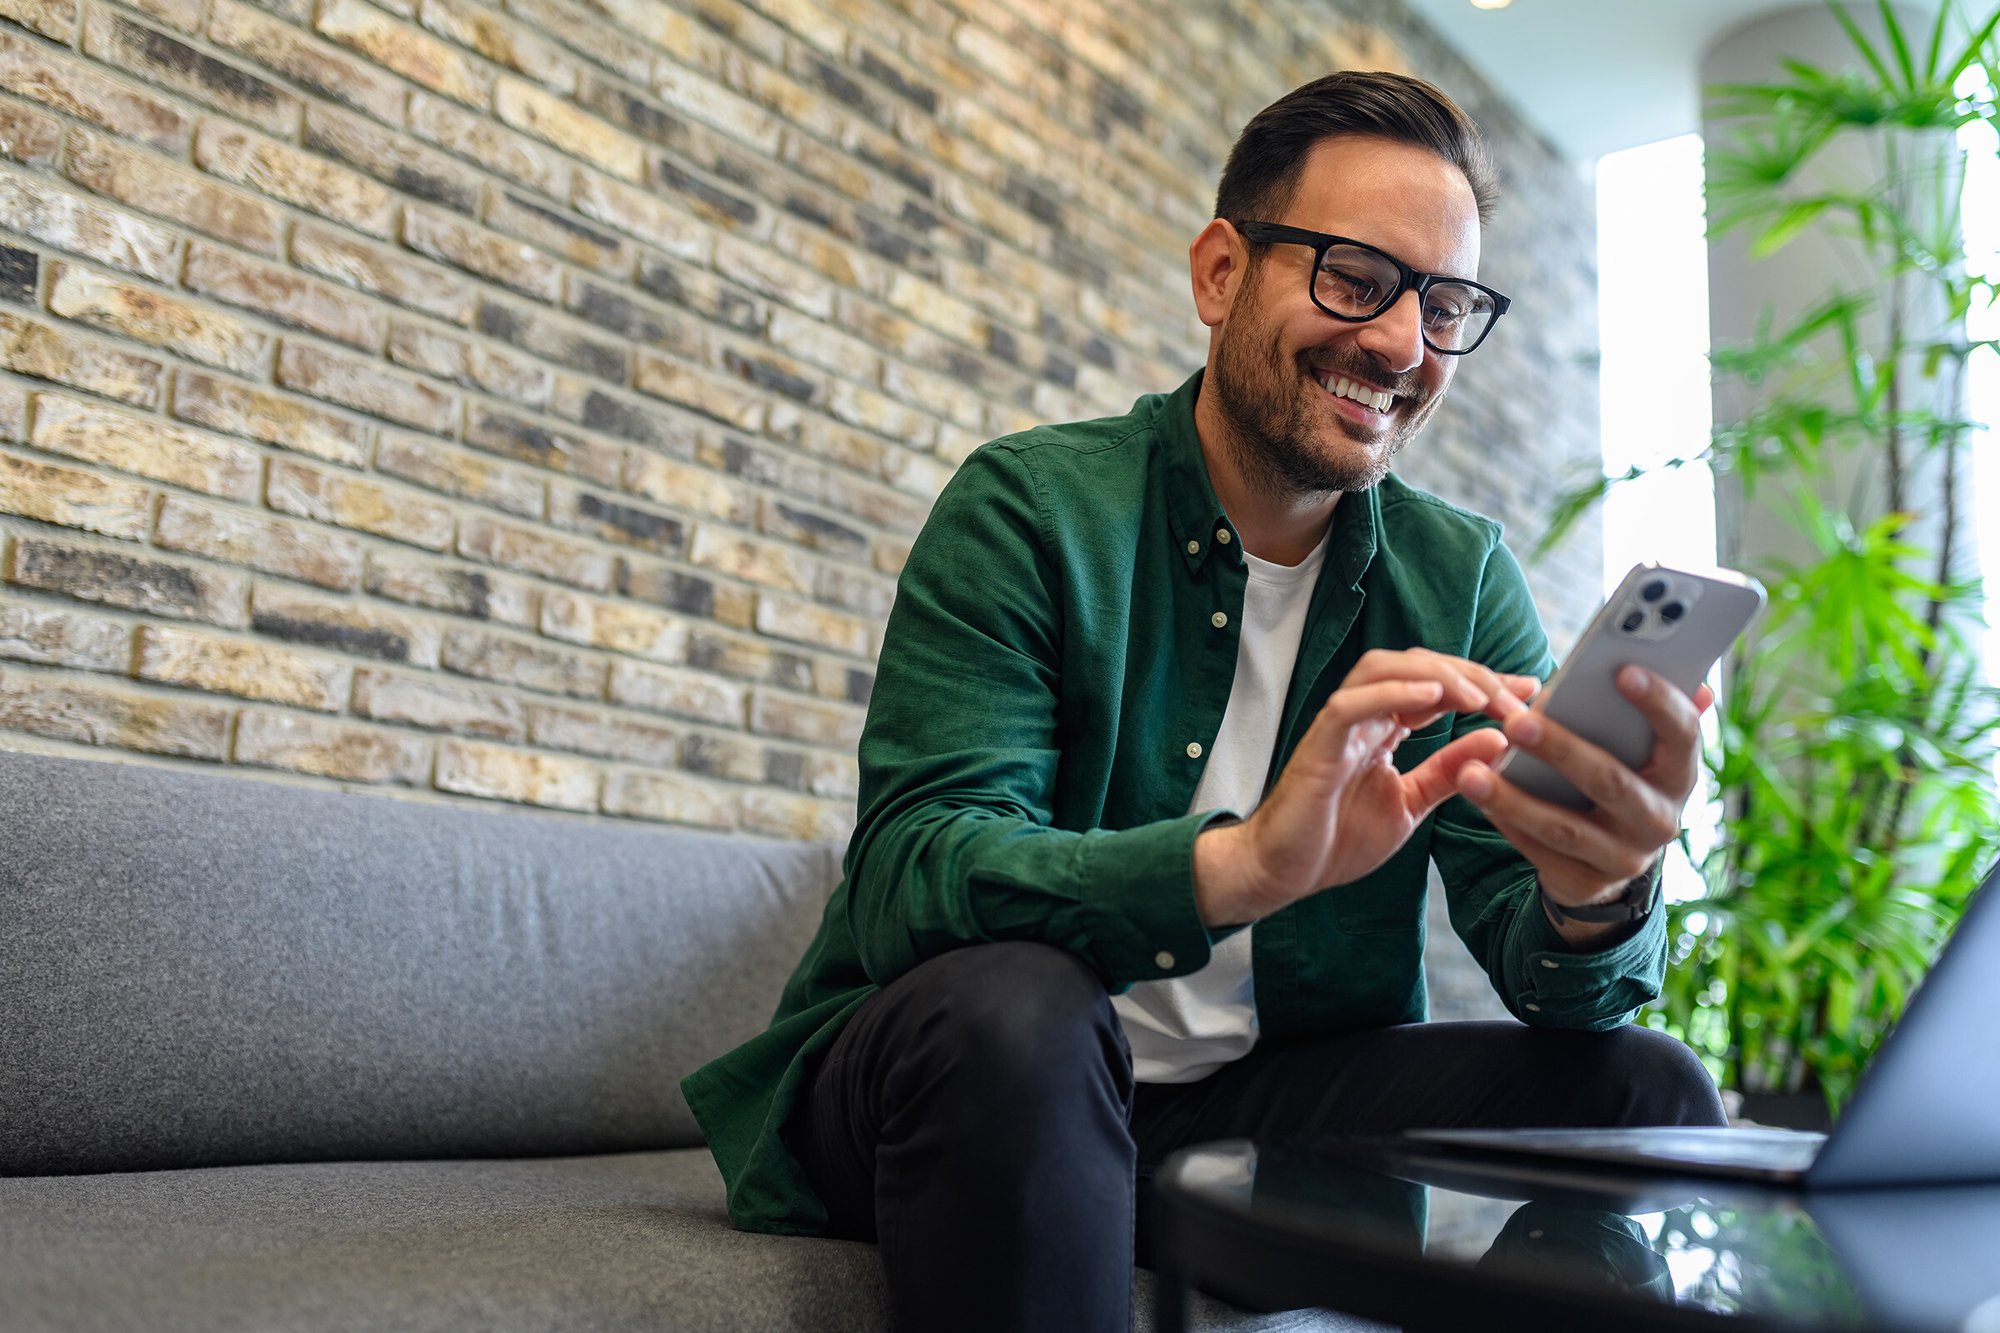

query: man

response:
[684,71,1725,1331]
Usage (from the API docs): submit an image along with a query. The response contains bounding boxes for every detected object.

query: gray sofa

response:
[0,746,1357,1332]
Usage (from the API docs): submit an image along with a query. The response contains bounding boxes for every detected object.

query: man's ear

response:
[1189,218,1248,330]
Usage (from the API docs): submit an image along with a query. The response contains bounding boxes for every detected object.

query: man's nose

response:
[1352,288,1426,374]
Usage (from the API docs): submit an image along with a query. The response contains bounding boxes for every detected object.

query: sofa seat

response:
[1,1146,1351,1332]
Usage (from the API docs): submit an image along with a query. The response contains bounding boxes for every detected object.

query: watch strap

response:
[1541,864,1661,925]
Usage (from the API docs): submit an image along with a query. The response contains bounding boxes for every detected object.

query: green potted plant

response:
[1542,1,2000,1124]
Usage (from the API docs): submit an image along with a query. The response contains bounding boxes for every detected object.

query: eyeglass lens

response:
[1315,244,1497,353]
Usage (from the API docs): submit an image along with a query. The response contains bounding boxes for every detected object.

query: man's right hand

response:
[1193,649,1537,927]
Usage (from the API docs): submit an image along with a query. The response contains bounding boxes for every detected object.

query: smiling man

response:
[684,72,1726,1333]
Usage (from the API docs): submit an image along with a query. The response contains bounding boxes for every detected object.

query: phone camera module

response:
[1661,601,1686,623]
[1620,610,1646,632]
[1641,579,1668,603]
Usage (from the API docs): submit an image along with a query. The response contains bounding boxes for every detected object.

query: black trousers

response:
[795,941,1726,1333]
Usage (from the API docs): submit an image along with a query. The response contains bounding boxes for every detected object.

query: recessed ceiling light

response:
[1470,0,1511,9]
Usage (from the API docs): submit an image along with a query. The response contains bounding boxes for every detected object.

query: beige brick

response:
[754,592,870,656]
[770,216,888,298]
[881,444,955,501]
[815,561,895,618]
[767,307,885,386]
[740,788,852,842]
[208,0,407,124]
[388,320,552,407]
[435,736,598,810]
[363,547,539,628]
[633,252,764,333]
[812,655,872,707]
[623,451,754,525]
[292,222,476,326]
[46,262,273,378]
[692,433,825,506]
[0,102,61,168]
[651,60,783,157]
[419,0,576,92]
[606,657,743,725]
[633,353,764,433]
[600,766,737,829]
[457,512,615,590]
[123,0,207,32]
[0,382,25,441]
[819,467,929,535]
[619,558,752,627]
[268,457,456,551]
[713,233,833,320]
[0,593,131,669]
[770,407,886,478]
[526,701,675,765]
[311,102,484,211]
[407,90,572,199]
[277,341,459,434]
[493,75,644,181]
[441,623,604,698]
[539,587,684,663]
[157,495,363,590]
[136,623,351,711]
[0,166,182,284]
[684,623,811,691]
[676,727,763,783]
[875,535,910,577]
[194,120,398,239]
[490,191,632,275]
[31,391,262,502]
[809,750,859,800]
[465,405,623,486]
[688,524,812,593]
[571,168,711,264]
[234,707,433,784]
[500,0,650,83]
[0,0,76,41]
[0,449,152,539]
[0,28,193,154]
[827,379,937,449]
[352,663,525,738]
[82,8,303,133]
[374,429,546,518]
[183,243,384,351]
[316,0,494,107]
[403,204,562,303]
[250,581,443,666]
[64,127,283,257]
[883,359,987,434]
[0,665,230,757]
[0,309,165,409]
[173,369,373,469]
[750,687,865,747]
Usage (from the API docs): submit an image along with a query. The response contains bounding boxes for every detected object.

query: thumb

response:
[1400,728,1508,816]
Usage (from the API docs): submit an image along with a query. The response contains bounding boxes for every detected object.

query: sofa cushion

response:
[0,748,841,1174]
[0,1148,1365,1332]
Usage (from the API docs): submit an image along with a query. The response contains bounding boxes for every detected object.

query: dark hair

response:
[1214,71,1498,226]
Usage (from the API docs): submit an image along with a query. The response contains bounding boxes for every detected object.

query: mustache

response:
[1302,349,1425,402]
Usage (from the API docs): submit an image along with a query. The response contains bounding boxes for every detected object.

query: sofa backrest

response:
[0,747,843,1175]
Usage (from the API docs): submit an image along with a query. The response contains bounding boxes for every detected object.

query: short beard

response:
[1207,274,1416,499]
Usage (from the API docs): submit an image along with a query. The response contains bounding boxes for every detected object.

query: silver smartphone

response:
[1492,562,1766,810]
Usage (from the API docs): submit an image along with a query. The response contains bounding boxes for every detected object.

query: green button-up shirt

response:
[683,371,1667,1235]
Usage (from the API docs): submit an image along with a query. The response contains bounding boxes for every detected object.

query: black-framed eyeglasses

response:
[1235,221,1512,356]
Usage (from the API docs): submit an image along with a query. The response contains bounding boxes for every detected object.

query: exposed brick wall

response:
[0,0,1599,854]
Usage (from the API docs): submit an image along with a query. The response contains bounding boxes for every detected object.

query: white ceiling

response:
[1398,0,1942,163]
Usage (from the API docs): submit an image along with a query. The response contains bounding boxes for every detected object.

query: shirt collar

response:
[1160,368,1380,589]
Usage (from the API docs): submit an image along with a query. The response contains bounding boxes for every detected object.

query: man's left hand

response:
[1454,666,1713,946]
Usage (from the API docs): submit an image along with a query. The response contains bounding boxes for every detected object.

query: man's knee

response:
[898,942,1128,1105]
[1585,1025,1727,1127]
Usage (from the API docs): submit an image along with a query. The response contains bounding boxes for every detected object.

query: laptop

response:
[1405,857,2000,1188]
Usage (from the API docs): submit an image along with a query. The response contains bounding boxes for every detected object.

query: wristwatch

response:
[1540,865,1660,925]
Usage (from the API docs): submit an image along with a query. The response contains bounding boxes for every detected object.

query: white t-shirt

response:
[1111,526,1329,1083]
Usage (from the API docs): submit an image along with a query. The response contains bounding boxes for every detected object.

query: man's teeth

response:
[1314,371,1393,413]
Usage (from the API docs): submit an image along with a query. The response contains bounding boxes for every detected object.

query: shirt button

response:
[1216,528,1232,545]
[1186,539,1200,555]
[1524,1002,1542,1013]
[1540,958,1560,970]
[1155,950,1175,970]
[1185,741,1203,759]
[1210,611,1227,629]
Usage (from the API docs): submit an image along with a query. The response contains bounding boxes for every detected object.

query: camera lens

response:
[1661,601,1685,622]
[1641,579,1668,602]
[1620,610,1645,632]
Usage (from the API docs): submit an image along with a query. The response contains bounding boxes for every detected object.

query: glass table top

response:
[1159,1139,2000,1331]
